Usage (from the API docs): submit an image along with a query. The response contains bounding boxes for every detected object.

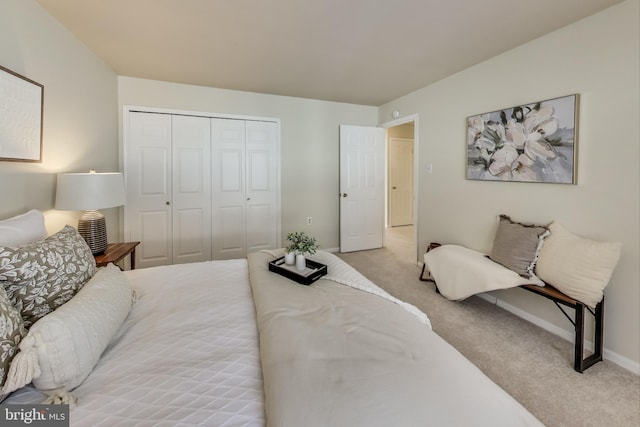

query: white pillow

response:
[1,264,134,394]
[535,222,621,308]
[0,209,47,246]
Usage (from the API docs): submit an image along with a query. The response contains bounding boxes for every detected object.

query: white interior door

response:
[126,112,172,268]
[245,120,279,253]
[339,125,385,253]
[388,137,414,227]
[171,115,211,264]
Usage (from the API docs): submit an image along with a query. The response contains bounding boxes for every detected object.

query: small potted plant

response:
[284,233,298,265]
[285,231,318,270]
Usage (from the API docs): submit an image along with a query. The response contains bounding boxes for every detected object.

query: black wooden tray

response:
[268,256,327,285]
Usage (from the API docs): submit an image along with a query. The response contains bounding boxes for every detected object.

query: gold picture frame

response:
[466,94,579,184]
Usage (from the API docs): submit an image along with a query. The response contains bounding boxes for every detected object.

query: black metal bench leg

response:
[419,263,428,281]
[573,298,605,373]
[574,302,585,372]
[418,263,439,293]
[419,243,441,282]
[594,298,604,364]
[419,263,435,282]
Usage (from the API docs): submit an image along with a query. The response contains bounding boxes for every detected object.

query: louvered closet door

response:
[245,120,279,253]
[211,118,247,259]
[171,115,212,264]
[127,112,172,268]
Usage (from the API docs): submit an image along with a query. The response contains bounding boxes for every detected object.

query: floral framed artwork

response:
[466,94,578,184]
[0,65,44,162]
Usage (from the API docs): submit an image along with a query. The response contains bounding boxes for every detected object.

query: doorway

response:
[382,116,418,264]
[337,116,418,262]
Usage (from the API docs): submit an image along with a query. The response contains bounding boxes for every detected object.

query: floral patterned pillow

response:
[0,286,27,401]
[0,225,96,327]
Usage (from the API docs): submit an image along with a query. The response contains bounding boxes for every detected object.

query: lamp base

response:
[78,210,108,255]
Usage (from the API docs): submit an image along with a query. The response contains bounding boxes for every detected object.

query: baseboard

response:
[477,293,640,374]
[325,247,340,253]
[477,293,578,344]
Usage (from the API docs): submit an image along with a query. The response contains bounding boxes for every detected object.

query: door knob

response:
[166,201,170,205]
[392,186,397,189]
[340,193,348,198]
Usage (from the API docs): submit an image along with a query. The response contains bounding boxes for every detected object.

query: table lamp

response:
[55,171,125,254]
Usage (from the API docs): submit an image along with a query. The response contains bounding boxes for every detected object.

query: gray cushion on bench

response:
[490,215,548,280]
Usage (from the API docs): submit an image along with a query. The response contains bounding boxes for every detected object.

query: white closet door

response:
[211,118,247,259]
[126,112,172,268]
[245,120,279,253]
[171,115,212,264]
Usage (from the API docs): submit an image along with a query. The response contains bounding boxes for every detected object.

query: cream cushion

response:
[535,222,621,308]
[1,264,134,395]
[0,210,47,246]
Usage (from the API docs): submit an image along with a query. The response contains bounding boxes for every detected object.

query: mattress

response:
[5,259,265,427]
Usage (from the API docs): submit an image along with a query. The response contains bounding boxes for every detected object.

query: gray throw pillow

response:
[0,286,27,401]
[489,215,549,279]
[0,225,96,327]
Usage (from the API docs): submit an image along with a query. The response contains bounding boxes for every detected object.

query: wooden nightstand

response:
[94,242,140,270]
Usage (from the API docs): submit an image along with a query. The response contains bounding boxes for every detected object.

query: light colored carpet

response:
[336,226,640,427]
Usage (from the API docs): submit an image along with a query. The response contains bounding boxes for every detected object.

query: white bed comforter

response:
[248,251,543,427]
[6,254,543,427]
[6,260,265,427]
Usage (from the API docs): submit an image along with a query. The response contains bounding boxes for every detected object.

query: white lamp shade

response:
[55,172,125,211]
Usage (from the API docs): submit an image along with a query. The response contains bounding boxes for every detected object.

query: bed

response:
[0,211,543,426]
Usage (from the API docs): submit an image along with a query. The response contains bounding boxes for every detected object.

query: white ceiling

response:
[36,0,623,106]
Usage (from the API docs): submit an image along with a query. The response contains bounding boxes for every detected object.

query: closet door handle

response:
[247,197,251,201]
[166,201,171,205]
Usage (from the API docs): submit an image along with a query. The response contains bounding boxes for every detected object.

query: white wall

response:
[118,77,378,250]
[0,0,119,236]
[379,0,640,368]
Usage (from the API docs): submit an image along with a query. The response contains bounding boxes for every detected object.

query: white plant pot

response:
[284,251,295,265]
[295,254,306,271]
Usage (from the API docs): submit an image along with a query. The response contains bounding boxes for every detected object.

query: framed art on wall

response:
[466,94,578,184]
[0,65,44,162]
